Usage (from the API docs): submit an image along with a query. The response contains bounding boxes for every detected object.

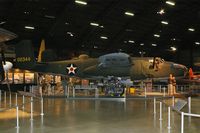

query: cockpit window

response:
[98,53,131,67]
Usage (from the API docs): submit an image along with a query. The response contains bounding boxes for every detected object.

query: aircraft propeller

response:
[0,43,12,92]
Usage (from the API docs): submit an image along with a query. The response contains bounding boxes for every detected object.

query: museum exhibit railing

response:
[0,90,44,129]
[24,83,200,98]
[153,96,200,133]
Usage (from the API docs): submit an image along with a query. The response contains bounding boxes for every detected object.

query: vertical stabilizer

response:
[37,39,45,62]
[15,40,36,69]
[189,68,194,79]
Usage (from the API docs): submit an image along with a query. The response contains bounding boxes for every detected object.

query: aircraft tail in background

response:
[15,40,36,69]
[189,68,194,79]
[37,39,46,62]
[188,68,200,80]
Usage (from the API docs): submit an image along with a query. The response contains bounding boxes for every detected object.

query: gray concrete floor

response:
[0,95,200,133]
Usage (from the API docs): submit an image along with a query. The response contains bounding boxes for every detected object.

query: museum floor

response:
[0,96,200,133]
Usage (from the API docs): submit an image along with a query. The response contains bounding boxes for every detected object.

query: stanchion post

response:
[163,87,166,97]
[15,93,18,106]
[73,87,75,98]
[9,92,12,106]
[168,107,171,129]
[153,97,156,114]
[22,95,25,109]
[188,97,191,113]
[144,86,147,98]
[40,97,44,116]
[181,112,184,133]
[95,88,99,98]
[16,106,19,128]
[67,86,69,98]
[159,102,163,120]
[172,96,175,107]
[30,97,33,120]
[159,85,162,92]
[124,87,126,98]
[4,91,6,105]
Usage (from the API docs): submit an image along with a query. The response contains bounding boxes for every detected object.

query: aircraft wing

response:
[0,28,17,43]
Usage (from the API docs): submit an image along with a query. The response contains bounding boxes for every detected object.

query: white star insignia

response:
[67,64,77,75]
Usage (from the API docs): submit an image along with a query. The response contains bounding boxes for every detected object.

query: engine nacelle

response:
[3,61,13,71]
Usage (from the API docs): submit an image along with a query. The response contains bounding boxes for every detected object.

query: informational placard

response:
[173,99,187,112]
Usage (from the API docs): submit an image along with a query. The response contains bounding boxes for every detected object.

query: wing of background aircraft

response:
[0,28,17,43]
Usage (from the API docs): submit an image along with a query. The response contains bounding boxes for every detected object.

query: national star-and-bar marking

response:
[66,64,77,75]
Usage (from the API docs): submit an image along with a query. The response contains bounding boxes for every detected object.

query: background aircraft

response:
[0,28,16,82]
[15,40,188,81]
[188,68,200,80]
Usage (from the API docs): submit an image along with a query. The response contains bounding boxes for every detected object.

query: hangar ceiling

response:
[0,0,200,58]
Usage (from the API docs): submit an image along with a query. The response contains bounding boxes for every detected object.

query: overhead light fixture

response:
[126,29,133,32]
[65,22,69,25]
[67,32,74,37]
[125,11,134,16]
[152,44,157,47]
[188,28,195,32]
[170,46,177,51]
[161,21,168,25]
[100,36,108,40]
[166,1,175,6]
[24,11,30,14]
[139,51,146,54]
[44,15,56,19]
[195,42,200,45]
[154,34,160,37]
[75,0,87,5]
[128,40,134,43]
[90,22,99,27]
[124,41,127,43]
[157,9,165,15]
[0,21,6,25]
[140,43,144,46]
[25,26,35,30]
[100,25,104,28]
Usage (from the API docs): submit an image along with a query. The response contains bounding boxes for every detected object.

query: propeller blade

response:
[0,59,5,82]
[152,57,156,69]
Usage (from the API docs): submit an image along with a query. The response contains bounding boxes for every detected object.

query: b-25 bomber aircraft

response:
[15,40,188,81]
